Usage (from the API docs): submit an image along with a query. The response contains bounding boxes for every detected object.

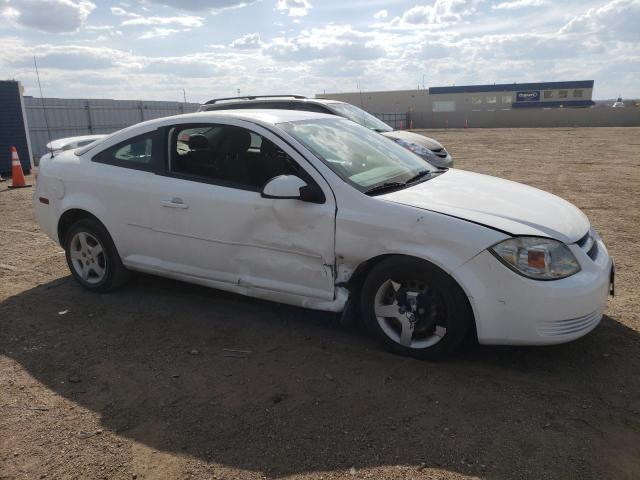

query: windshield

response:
[328,103,393,132]
[279,117,436,192]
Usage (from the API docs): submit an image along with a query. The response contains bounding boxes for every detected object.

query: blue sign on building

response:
[516,91,540,102]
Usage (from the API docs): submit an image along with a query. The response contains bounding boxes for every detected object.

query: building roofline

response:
[316,89,427,97]
[429,81,594,95]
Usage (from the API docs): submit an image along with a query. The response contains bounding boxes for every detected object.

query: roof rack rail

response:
[204,94,307,105]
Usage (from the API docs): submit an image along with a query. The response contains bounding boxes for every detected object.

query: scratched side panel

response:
[332,187,508,285]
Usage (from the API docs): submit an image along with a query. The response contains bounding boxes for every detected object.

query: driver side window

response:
[168,124,300,190]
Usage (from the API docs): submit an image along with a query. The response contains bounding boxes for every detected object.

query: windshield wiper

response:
[405,170,434,184]
[364,182,406,195]
[365,171,439,195]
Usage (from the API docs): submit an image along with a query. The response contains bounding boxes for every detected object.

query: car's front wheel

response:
[64,218,128,292]
[360,256,473,358]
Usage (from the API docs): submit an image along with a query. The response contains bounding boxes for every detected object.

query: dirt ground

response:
[1,127,639,480]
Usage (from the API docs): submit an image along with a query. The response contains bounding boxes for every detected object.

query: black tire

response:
[360,256,473,359]
[63,218,129,292]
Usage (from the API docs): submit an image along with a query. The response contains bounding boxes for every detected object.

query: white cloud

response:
[492,0,547,10]
[230,32,262,49]
[146,0,257,12]
[373,9,388,19]
[110,6,127,15]
[560,0,640,43]
[387,0,479,28]
[276,0,312,17]
[1,0,95,33]
[120,15,204,28]
[138,27,181,39]
[265,24,387,62]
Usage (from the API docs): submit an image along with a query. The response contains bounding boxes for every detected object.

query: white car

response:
[37,134,107,166]
[33,110,614,358]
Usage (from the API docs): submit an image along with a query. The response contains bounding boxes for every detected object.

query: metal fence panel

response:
[372,112,410,129]
[0,81,31,174]
[406,107,640,129]
[24,97,199,157]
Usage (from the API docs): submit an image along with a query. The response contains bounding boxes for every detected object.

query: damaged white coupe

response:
[34,109,614,357]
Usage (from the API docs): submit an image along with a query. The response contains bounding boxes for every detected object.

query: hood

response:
[381,130,443,150]
[380,169,589,244]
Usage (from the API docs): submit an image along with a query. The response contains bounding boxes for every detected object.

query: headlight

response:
[394,139,438,162]
[489,237,580,280]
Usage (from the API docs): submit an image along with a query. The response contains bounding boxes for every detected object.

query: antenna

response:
[182,88,187,103]
[33,56,54,158]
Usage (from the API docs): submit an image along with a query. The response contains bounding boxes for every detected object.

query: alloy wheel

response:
[69,231,107,285]
[373,278,447,349]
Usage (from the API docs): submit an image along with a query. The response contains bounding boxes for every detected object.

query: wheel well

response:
[344,254,478,341]
[343,254,394,293]
[57,209,102,246]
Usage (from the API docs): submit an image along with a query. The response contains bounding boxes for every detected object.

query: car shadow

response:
[2,274,639,479]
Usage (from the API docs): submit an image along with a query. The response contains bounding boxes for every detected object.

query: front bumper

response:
[431,151,453,169]
[453,233,612,345]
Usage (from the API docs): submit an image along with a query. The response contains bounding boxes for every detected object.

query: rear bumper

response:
[454,234,612,345]
[32,178,61,245]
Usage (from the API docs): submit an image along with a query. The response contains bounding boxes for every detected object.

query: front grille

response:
[576,229,598,260]
[576,231,591,248]
[430,147,447,158]
[536,309,602,337]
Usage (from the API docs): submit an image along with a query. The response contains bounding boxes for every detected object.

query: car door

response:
[148,119,337,302]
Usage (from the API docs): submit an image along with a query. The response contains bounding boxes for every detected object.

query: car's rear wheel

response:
[360,256,473,358]
[64,218,128,292]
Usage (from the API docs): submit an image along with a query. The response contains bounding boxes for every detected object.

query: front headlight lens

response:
[394,139,438,162]
[489,237,580,280]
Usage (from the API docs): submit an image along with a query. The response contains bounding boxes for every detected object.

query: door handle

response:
[161,197,189,209]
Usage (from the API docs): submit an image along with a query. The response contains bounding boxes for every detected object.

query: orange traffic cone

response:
[8,146,31,189]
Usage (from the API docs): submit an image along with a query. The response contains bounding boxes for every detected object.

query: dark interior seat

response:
[260,139,294,181]
[216,127,252,185]
[180,134,215,177]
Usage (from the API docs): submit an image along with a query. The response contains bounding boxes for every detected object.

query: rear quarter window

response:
[91,131,157,171]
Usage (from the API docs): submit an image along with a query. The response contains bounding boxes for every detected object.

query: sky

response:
[0,0,638,102]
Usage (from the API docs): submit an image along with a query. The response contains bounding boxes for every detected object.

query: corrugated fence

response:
[407,107,640,129]
[25,97,200,157]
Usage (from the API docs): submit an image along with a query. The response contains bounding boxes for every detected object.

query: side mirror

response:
[261,175,325,204]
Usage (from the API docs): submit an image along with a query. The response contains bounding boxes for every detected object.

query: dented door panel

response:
[149,120,337,303]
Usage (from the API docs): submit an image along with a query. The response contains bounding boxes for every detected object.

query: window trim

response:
[91,130,159,172]
[158,122,325,202]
